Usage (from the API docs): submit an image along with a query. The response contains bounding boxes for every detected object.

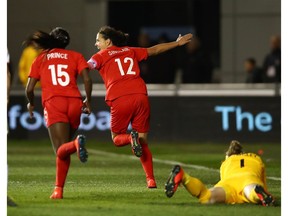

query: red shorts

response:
[43,96,83,129]
[109,94,150,134]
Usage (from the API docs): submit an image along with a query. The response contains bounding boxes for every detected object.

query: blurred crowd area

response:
[7,0,280,89]
[133,32,280,85]
[10,32,280,90]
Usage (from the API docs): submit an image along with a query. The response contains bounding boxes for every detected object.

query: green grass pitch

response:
[7,139,281,216]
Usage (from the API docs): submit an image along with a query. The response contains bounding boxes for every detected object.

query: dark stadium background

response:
[7,0,281,143]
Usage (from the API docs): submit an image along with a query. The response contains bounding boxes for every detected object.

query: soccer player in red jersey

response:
[88,26,193,188]
[25,27,92,199]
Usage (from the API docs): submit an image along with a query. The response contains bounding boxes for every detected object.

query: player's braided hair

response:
[226,140,243,157]
[98,26,129,47]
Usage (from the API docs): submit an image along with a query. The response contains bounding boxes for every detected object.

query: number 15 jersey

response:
[88,46,148,102]
[29,48,89,106]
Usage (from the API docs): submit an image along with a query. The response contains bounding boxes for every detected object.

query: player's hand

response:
[27,103,35,118]
[176,33,193,46]
[82,99,91,115]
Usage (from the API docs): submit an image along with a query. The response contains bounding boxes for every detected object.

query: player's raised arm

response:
[147,33,193,56]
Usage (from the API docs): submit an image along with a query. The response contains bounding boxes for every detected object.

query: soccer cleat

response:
[130,130,142,157]
[50,187,63,199]
[165,165,183,198]
[74,135,88,163]
[7,196,17,207]
[254,185,275,206]
[147,178,157,189]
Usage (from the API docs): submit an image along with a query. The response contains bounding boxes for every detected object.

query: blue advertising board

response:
[7,95,280,143]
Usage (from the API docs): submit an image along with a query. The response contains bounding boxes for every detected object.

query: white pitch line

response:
[89,149,281,181]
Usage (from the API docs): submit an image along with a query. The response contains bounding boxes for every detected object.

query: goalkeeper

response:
[165,140,275,206]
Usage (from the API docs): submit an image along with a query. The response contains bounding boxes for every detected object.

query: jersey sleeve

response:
[77,54,89,75]
[131,47,148,62]
[88,53,103,70]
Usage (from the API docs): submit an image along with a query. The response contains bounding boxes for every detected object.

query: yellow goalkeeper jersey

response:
[215,153,267,204]
[220,153,265,184]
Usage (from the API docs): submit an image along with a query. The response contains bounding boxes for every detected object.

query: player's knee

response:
[56,148,66,160]
[208,187,226,204]
[138,134,148,145]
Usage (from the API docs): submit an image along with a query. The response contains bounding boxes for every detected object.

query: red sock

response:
[139,141,155,180]
[113,134,131,147]
[57,141,76,159]
[54,141,76,188]
[55,156,71,188]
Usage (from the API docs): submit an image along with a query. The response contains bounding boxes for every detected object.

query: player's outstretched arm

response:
[147,33,193,56]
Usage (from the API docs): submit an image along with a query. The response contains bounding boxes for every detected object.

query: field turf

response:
[7,139,281,216]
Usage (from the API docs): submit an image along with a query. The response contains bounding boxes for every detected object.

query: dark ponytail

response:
[24,27,70,50]
[98,26,129,47]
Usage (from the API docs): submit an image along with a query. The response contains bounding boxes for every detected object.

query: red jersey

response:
[29,48,88,106]
[88,46,148,101]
